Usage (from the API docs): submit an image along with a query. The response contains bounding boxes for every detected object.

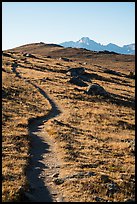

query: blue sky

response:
[2,2,135,50]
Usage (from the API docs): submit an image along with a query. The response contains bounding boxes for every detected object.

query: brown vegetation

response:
[2,44,135,202]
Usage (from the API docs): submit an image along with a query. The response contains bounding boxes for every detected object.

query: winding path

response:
[12,62,64,202]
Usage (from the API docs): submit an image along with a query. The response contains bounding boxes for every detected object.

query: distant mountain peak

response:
[78,37,91,43]
[60,37,135,55]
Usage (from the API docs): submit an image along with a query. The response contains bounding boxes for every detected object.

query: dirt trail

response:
[12,63,64,202]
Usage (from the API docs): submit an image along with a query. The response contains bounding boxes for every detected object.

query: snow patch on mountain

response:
[60,37,135,55]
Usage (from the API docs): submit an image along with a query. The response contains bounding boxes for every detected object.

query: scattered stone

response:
[87,83,109,96]
[101,175,111,183]
[54,178,64,185]
[67,67,85,77]
[69,77,88,87]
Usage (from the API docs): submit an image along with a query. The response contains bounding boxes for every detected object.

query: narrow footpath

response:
[12,62,64,202]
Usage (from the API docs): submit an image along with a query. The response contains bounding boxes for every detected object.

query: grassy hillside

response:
[2,53,51,201]
[2,44,135,202]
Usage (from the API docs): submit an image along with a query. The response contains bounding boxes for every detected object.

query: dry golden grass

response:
[2,55,51,201]
[2,46,135,202]
[47,97,134,202]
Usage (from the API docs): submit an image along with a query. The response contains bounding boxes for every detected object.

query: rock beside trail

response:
[66,67,94,88]
[69,77,88,87]
[87,83,109,96]
[53,178,64,185]
[67,67,85,77]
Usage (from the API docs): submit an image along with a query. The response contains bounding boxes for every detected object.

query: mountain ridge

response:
[60,37,135,55]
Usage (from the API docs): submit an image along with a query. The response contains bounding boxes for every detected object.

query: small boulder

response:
[67,67,85,77]
[54,178,64,185]
[69,77,88,87]
[101,175,111,183]
[87,83,108,96]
